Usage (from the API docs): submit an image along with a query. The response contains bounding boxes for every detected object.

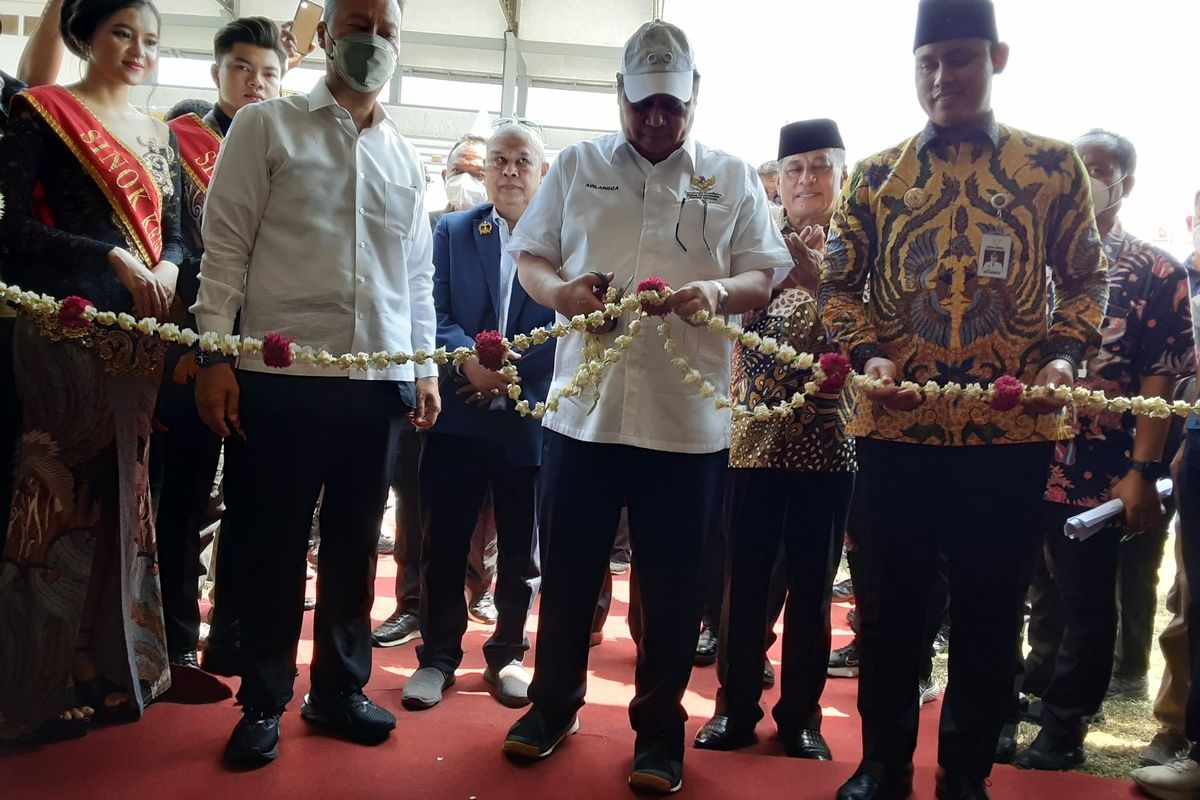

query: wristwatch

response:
[1128,459,1167,482]
[709,280,730,314]
[194,348,235,368]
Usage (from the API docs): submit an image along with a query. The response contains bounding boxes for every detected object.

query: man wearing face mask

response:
[431,134,489,227]
[499,21,788,794]
[193,0,440,768]
[1003,130,1195,771]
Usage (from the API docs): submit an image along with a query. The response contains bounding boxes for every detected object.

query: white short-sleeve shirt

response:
[506,132,790,454]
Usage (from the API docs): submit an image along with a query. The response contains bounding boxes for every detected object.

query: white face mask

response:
[444,173,488,210]
[1090,175,1123,215]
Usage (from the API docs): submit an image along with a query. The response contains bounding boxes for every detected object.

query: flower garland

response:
[3,278,1199,422]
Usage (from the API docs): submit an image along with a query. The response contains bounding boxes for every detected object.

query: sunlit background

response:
[0,0,1196,257]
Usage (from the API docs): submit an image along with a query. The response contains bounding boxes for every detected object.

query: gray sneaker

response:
[483,662,532,708]
[1141,731,1192,767]
[1106,673,1150,701]
[401,667,455,710]
[1131,757,1200,800]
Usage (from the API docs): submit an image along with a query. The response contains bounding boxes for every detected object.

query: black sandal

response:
[18,685,93,745]
[75,674,137,725]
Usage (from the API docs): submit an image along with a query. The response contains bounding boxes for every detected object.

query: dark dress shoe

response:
[300,690,395,743]
[836,763,914,800]
[935,769,990,800]
[169,649,200,669]
[693,715,756,751]
[763,659,776,688]
[994,722,1018,763]
[630,731,684,794]
[1012,729,1084,770]
[225,708,282,767]
[372,611,421,647]
[503,707,579,760]
[694,623,718,667]
[781,728,832,760]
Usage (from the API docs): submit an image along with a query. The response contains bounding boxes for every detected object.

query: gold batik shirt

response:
[819,115,1108,446]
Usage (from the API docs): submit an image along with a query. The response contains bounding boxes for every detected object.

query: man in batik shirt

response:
[1009,130,1194,771]
[818,2,1108,798]
[693,119,852,762]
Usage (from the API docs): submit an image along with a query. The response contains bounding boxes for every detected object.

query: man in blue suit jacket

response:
[403,122,556,710]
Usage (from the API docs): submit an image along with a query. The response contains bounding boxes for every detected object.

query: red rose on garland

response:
[475,330,506,371]
[817,352,851,393]
[990,375,1024,411]
[57,295,92,330]
[636,276,671,316]
[262,332,294,368]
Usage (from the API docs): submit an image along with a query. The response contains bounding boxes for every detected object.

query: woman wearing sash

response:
[0,0,182,742]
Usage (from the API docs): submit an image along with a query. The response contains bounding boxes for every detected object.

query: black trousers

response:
[1114,506,1172,679]
[527,431,726,737]
[417,433,540,673]
[151,346,223,655]
[716,469,855,732]
[1025,503,1121,743]
[855,438,1051,780]
[390,426,497,613]
[234,372,407,711]
[0,316,18,556]
[1176,430,1200,752]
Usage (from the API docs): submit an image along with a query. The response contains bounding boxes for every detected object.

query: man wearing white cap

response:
[498,19,789,794]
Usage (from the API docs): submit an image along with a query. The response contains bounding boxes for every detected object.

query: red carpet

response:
[1,562,1135,799]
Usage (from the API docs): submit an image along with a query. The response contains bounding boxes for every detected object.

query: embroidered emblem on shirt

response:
[586,182,619,191]
[686,174,722,202]
[478,220,493,235]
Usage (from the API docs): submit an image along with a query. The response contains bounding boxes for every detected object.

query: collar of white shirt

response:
[306,77,398,133]
[606,131,698,172]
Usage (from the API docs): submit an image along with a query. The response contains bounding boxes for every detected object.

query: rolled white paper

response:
[1064,477,1173,541]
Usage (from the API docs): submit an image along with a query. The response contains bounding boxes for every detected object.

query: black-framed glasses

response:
[674,196,713,256]
[490,115,546,143]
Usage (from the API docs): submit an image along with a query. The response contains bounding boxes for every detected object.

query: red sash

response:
[167,113,222,194]
[19,85,165,266]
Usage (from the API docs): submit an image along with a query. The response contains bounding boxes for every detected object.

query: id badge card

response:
[978,233,1012,280]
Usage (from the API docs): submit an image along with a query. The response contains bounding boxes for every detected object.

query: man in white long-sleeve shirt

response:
[190,0,440,768]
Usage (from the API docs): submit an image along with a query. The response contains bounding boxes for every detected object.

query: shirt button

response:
[358,277,366,284]
[359,208,366,214]
[357,312,365,320]
[359,172,366,179]
[359,242,367,248]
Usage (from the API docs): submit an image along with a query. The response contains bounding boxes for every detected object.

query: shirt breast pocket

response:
[677,198,735,274]
[385,182,418,237]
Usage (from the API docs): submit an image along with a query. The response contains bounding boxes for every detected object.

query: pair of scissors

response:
[590,273,636,333]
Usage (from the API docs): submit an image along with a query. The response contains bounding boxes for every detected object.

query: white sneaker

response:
[484,662,532,709]
[919,677,940,704]
[1131,757,1200,800]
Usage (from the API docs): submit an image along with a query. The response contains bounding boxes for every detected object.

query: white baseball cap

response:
[619,21,696,104]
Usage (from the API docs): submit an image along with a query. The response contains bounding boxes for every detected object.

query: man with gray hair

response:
[499,20,789,794]
[400,120,556,712]
[758,159,781,204]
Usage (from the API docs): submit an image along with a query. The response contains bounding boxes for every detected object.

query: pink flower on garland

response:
[991,375,1024,411]
[818,351,851,393]
[475,330,506,371]
[262,332,294,368]
[57,295,92,330]
[636,276,671,316]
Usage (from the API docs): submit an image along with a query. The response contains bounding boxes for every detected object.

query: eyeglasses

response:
[674,195,713,256]
[491,115,546,142]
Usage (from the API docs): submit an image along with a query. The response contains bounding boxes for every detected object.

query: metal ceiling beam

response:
[497,0,518,34]
[159,15,621,62]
